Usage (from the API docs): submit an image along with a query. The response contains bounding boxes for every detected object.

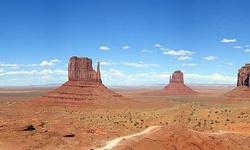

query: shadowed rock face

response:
[237,63,250,87]
[169,70,184,83]
[68,56,101,83]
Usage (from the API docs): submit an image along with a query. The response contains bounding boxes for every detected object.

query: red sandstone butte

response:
[41,56,127,104]
[226,63,250,98]
[142,70,198,96]
[237,63,250,87]
[68,56,101,83]
[162,70,198,96]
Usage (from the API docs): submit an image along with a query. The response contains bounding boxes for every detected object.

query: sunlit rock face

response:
[169,70,184,84]
[237,63,250,87]
[68,56,101,83]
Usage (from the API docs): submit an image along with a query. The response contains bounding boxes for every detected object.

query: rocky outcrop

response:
[225,63,250,98]
[42,56,127,104]
[68,56,101,83]
[169,70,184,83]
[143,70,198,96]
[237,63,250,87]
[163,70,198,96]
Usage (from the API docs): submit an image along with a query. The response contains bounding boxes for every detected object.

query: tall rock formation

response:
[41,56,127,105]
[68,56,102,83]
[143,70,198,96]
[163,70,198,96]
[237,63,250,87]
[169,70,184,83]
[225,63,250,98]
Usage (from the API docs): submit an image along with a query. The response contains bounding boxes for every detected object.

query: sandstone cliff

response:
[68,56,101,83]
[42,56,127,104]
[237,63,250,87]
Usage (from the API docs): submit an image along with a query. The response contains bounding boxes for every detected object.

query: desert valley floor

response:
[0,85,249,150]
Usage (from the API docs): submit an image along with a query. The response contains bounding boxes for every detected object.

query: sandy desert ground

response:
[0,84,249,150]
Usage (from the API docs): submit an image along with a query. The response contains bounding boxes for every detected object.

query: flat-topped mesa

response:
[169,70,184,83]
[68,56,102,83]
[237,63,250,87]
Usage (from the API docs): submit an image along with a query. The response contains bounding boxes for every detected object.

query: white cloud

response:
[233,46,243,49]
[51,59,60,62]
[0,68,4,73]
[163,50,195,56]
[40,61,54,67]
[26,64,38,67]
[100,46,110,50]
[154,44,162,47]
[160,48,171,51]
[109,69,123,76]
[182,63,197,66]
[0,63,22,69]
[122,46,130,49]
[141,49,153,53]
[2,69,66,76]
[245,49,250,52]
[100,62,112,65]
[226,62,233,65]
[124,62,158,68]
[221,38,236,43]
[178,56,192,60]
[203,56,217,61]
[5,70,36,75]
[185,73,236,83]
[40,59,60,67]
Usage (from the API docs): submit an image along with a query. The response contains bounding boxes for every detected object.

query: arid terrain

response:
[0,84,249,150]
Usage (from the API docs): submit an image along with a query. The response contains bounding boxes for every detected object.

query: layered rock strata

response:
[42,56,125,103]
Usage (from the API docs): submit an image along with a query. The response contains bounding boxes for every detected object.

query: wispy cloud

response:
[154,44,162,47]
[160,48,171,51]
[245,49,250,52]
[221,38,236,43]
[2,69,67,76]
[233,46,243,49]
[178,56,192,60]
[0,63,22,69]
[99,46,110,50]
[124,62,158,68]
[100,61,112,65]
[141,49,153,53]
[185,73,236,83]
[226,62,233,65]
[203,56,217,61]
[40,59,60,67]
[182,63,197,66]
[163,50,195,56]
[122,46,130,49]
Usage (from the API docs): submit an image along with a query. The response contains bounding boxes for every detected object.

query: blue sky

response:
[0,0,250,86]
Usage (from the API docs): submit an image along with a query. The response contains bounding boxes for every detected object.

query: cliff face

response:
[68,56,102,83]
[162,70,198,96]
[237,63,250,87]
[169,70,184,83]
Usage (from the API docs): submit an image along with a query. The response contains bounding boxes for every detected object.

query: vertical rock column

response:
[237,63,250,87]
[68,56,102,83]
[170,70,184,83]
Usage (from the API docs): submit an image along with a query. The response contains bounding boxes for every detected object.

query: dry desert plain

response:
[0,84,250,150]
